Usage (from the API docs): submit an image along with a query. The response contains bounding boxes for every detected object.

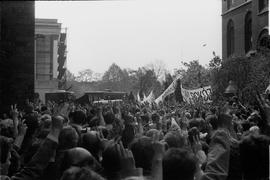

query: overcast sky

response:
[35,0,222,76]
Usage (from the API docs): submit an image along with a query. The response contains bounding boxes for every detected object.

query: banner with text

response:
[181,85,212,104]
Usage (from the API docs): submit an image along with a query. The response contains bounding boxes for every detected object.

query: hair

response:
[121,123,136,148]
[164,131,185,149]
[41,105,48,112]
[71,110,86,125]
[151,113,160,123]
[61,166,105,180]
[162,148,197,180]
[59,127,79,150]
[81,132,100,161]
[24,113,39,138]
[103,112,115,124]
[239,134,270,180]
[101,143,122,177]
[129,136,155,176]
[188,119,201,129]
[216,113,232,128]
[206,115,218,130]
[0,125,14,138]
[60,147,96,174]
[0,136,12,164]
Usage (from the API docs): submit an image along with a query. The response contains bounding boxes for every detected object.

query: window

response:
[257,29,270,50]
[227,20,235,57]
[227,0,232,10]
[245,12,252,53]
[259,0,269,12]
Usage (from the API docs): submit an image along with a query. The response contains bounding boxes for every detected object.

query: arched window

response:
[257,29,270,50]
[227,19,235,57]
[259,0,268,12]
[245,12,252,53]
[227,0,232,10]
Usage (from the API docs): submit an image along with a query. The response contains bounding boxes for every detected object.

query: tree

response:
[146,60,168,82]
[76,69,94,82]
[180,60,211,89]
[92,73,103,82]
[136,68,157,94]
[210,51,270,103]
[209,51,222,69]
[102,63,124,82]
[66,69,76,81]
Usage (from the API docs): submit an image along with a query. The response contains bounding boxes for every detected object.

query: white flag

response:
[137,92,141,103]
[155,75,181,104]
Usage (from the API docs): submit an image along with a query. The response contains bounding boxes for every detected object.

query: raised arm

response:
[11,115,63,180]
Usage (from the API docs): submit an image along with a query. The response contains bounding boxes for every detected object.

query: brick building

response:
[222,0,269,59]
[35,19,67,102]
[0,1,35,112]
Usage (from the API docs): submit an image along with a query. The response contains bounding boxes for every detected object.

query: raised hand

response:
[118,141,136,171]
[191,135,202,154]
[10,104,19,119]
[18,119,28,136]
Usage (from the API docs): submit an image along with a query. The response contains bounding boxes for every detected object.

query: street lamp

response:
[224,80,237,97]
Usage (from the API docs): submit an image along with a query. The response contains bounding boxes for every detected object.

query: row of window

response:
[227,11,252,57]
[227,0,268,12]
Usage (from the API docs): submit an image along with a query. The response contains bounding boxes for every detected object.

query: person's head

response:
[81,132,101,160]
[103,112,115,125]
[101,142,122,177]
[151,113,160,124]
[61,166,105,180]
[25,104,34,114]
[24,113,39,138]
[146,129,163,140]
[0,136,12,175]
[185,112,192,120]
[60,147,97,174]
[216,112,233,129]
[59,127,79,150]
[206,115,218,130]
[70,110,86,125]
[122,123,136,148]
[40,114,52,130]
[188,118,202,130]
[240,134,270,180]
[164,131,186,149]
[162,148,198,180]
[139,115,149,127]
[129,136,155,176]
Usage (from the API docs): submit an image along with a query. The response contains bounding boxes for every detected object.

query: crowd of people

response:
[0,93,270,180]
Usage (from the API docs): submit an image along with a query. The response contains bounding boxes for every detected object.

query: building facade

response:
[35,19,67,102]
[222,0,269,59]
[0,1,35,112]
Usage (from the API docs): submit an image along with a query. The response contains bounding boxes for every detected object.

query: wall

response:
[0,1,35,112]
[222,0,269,59]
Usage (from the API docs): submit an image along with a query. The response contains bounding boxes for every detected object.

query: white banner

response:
[155,75,181,104]
[181,85,212,104]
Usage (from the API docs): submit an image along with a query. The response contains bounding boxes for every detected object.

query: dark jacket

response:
[11,137,58,180]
